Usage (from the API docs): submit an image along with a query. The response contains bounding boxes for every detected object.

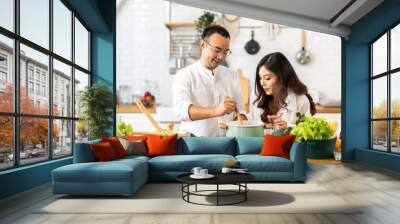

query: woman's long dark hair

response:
[254,52,316,122]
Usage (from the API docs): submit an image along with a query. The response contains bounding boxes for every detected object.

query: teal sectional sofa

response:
[52,137,307,196]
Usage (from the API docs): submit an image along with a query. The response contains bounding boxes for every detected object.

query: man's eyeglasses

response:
[203,39,232,57]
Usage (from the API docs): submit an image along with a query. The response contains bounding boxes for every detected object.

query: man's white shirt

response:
[173,61,244,137]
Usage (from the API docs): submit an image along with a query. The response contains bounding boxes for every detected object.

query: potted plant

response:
[188,11,216,59]
[195,11,215,34]
[290,115,336,159]
[79,84,113,140]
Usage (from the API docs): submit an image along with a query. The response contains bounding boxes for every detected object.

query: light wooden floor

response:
[1,162,400,224]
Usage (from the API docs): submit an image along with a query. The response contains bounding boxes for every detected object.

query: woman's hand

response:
[266,115,288,129]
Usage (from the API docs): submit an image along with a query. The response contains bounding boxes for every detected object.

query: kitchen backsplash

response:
[117,0,341,107]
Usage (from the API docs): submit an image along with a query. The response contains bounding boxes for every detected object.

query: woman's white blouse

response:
[249,90,311,126]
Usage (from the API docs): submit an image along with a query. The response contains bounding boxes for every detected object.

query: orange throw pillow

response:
[91,142,117,161]
[146,134,177,157]
[125,135,149,141]
[101,137,126,158]
[260,135,296,159]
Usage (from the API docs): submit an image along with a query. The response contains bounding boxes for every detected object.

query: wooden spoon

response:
[236,107,244,125]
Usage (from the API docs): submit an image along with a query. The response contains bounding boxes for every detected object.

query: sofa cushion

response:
[115,155,150,163]
[52,159,147,183]
[148,154,235,172]
[176,137,236,155]
[91,142,118,161]
[74,140,100,163]
[147,134,177,157]
[119,138,147,156]
[236,155,293,172]
[236,137,263,155]
[260,135,296,159]
[101,137,127,158]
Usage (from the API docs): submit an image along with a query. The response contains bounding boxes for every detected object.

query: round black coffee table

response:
[177,173,255,206]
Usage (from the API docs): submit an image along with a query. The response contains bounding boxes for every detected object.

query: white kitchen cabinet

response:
[117,106,180,133]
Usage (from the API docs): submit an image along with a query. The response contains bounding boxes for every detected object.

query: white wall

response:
[117,0,341,106]
[228,18,341,105]
[117,0,170,104]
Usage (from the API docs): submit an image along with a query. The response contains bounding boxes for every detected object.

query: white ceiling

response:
[167,0,384,38]
[227,0,352,22]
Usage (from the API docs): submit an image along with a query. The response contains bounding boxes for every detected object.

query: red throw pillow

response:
[260,135,296,159]
[91,142,117,161]
[146,134,177,157]
[101,137,126,158]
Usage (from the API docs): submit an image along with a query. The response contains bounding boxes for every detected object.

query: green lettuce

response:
[117,122,133,136]
[290,116,335,142]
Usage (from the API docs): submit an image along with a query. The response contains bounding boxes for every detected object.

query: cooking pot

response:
[223,120,265,137]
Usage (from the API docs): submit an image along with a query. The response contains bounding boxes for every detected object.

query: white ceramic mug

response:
[200,169,208,176]
[221,167,232,174]
[191,167,202,176]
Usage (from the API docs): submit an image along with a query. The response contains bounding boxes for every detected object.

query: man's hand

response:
[214,96,237,116]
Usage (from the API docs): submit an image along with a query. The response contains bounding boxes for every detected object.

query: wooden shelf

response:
[316,106,341,113]
[116,104,156,113]
[165,22,196,29]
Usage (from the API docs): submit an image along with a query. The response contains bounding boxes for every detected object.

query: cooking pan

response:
[244,30,260,55]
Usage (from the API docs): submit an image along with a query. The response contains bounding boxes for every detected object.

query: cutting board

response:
[237,69,250,113]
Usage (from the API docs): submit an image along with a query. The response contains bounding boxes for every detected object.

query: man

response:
[173,25,245,137]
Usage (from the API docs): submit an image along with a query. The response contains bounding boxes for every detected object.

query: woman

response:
[250,52,316,129]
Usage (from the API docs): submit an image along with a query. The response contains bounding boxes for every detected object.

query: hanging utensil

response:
[244,30,260,55]
[295,30,311,64]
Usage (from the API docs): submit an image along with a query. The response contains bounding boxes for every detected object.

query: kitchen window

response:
[370,22,400,154]
[0,0,91,171]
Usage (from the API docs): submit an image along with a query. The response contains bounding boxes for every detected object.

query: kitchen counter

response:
[117,105,179,132]
[116,104,156,113]
[315,106,341,113]
[117,105,341,114]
